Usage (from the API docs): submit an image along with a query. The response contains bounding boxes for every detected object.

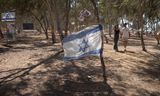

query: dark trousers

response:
[113,35,119,50]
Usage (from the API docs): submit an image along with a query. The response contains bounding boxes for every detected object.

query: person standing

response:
[113,24,120,52]
[121,23,130,52]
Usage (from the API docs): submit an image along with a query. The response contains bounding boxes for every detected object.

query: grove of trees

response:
[0,0,160,51]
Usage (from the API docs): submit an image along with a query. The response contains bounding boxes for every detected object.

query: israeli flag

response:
[1,12,16,22]
[63,24,102,61]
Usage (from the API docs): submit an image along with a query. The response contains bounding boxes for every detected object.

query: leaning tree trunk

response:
[31,12,49,39]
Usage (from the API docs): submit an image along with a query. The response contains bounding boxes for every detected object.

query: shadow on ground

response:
[0,50,116,96]
[136,51,160,80]
[0,35,159,96]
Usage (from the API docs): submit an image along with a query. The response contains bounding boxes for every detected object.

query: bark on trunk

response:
[90,0,99,23]
[50,13,56,43]
[90,0,107,83]
[139,0,146,51]
[109,24,112,37]
[53,0,64,43]
[140,29,146,51]
[139,15,146,51]
[45,0,56,43]
[43,16,49,40]
[108,0,112,37]
[64,0,71,37]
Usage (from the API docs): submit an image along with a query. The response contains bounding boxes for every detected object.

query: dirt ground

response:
[0,32,160,96]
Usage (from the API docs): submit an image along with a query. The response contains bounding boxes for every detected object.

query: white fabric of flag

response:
[63,24,102,61]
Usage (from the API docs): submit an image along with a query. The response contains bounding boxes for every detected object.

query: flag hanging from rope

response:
[63,24,103,61]
[78,9,91,21]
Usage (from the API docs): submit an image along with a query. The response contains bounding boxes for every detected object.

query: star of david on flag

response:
[79,39,89,52]
[63,24,103,61]
[2,12,16,22]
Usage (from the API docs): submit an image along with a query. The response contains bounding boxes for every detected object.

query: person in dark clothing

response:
[113,24,120,52]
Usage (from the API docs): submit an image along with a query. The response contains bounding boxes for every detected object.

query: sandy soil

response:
[0,32,160,96]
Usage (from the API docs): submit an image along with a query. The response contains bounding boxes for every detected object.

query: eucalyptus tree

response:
[100,0,129,37]
[128,0,160,50]
[145,0,160,45]
[30,1,50,39]
[10,0,55,41]
[44,0,71,43]
[105,0,113,37]
[43,0,57,43]
[102,0,159,51]
[116,0,147,51]
[64,0,71,36]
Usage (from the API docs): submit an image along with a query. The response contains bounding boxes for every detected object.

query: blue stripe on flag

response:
[64,49,101,61]
[63,24,102,43]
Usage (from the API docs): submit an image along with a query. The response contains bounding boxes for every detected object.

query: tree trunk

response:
[140,28,146,51]
[45,0,56,43]
[155,20,160,45]
[0,28,4,38]
[74,0,78,31]
[31,12,49,39]
[50,12,56,44]
[155,35,159,45]
[72,0,79,31]
[43,15,49,40]
[157,39,160,45]
[108,0,112,37]
[109,24,112,37]
[139,15,146,51]
[90,0,107,83]
[154,31,160,45]
[64,0,70,37]
[90,0,99,23]
[53,0,64,43]
[51,24,56,43]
